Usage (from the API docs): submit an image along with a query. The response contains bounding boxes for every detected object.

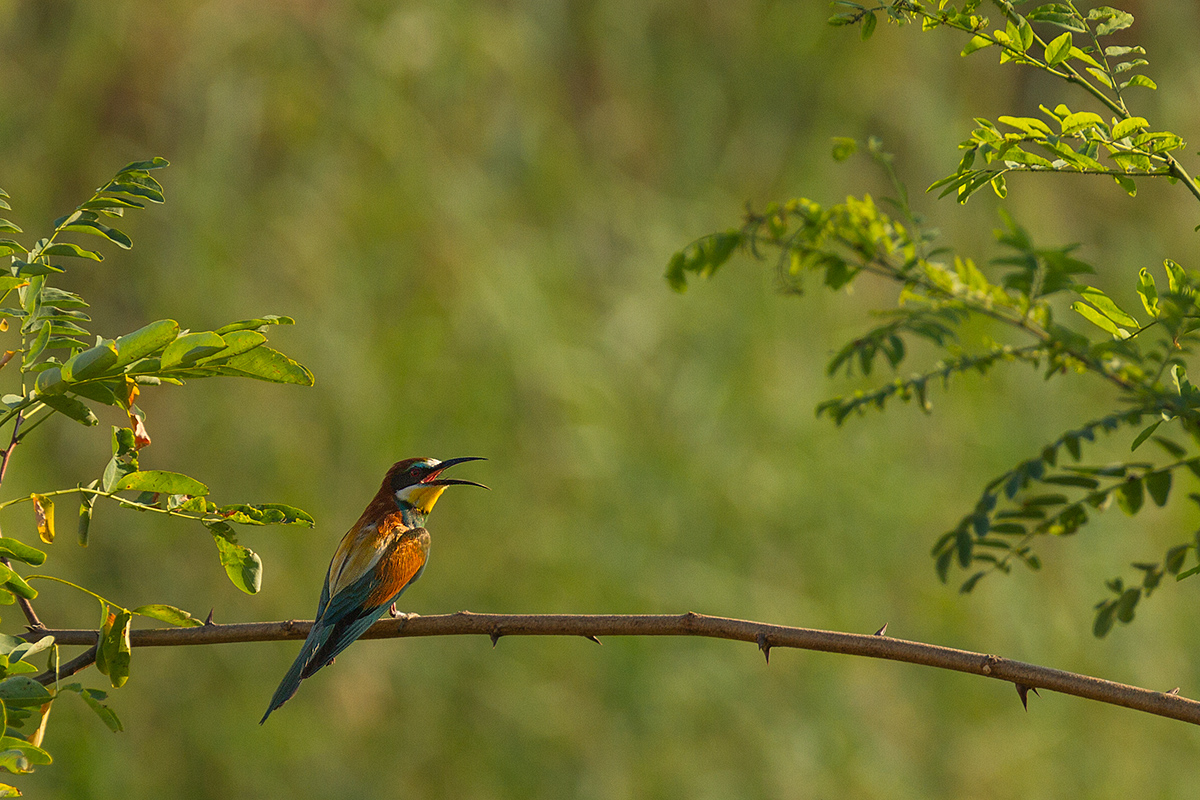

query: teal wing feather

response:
[260,525,429,723]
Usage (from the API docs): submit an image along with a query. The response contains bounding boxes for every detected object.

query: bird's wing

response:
[261,520,429,723]
[300,525,430,679]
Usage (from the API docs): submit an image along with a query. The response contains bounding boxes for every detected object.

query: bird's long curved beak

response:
[424,456,489,489]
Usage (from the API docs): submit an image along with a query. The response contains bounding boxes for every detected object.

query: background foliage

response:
[2,0,1200,797]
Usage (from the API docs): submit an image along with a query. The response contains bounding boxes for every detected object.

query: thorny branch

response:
[23,611,1200,725]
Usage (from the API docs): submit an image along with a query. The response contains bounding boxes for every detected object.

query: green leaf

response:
[96,608,132,688]
[119,156,169,172]
[7,635,53,665]
[960,34,993,56]
[0,676,52,707]
[955,527,972,568]
[13,260,64,277]
[1136,267,1158,316]
[3,571,36,601]
[1145,471,1171,507]
[191,330,266,364]
[215,503,314,527]
[78,480,99,546]
[1042,474,1100,489]
[107,181,164,203]
[1093,8,1134,36]
[1114,587,1140,623]
[1044,32,1072,65]
[1120,74,1156,91]
[61,217,133,249]
[860,10,876,39]
[1071,301,1124,337]
[1085,66,1114,89]
[1093,601,1117,637]
[212,315,295,335]
[22,323,51,370]
[114,470,209,496]
[1165,545,1189,575]
[1153,437,1186,459]
[1075,286,1138,327]
[80,196,143,212]
[102,455,135,494]
[160,331,227,369]
[959,571,986,594]
[1115,479,1144,515]
[39,394,99,426]
[1113,174,1136,197]
[70,686,124,732]
[1164,259,1186,293]
[1111,116,1148,140]
[113,320,180,367]
[32,366,65,396]
[69,379,125,408]
[61,342,119,383]
[990,174,1007,198]
[0,540,44,567]
[1130,420,1161,452]
[1060,111,1104,135]
[207,523,263,595]
[0,735,51,768]
[39,286,88,310]
[217,346,314,386]
[41,242,103,261]
[131,604,203,627]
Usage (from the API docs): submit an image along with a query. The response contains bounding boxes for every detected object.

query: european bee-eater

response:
[260,456,486,723]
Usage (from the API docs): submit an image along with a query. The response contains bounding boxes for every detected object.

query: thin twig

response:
[33,645,98,684]
[23,611,1200,725]
[0,410,44,631]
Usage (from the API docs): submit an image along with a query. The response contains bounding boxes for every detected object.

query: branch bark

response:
[23,611,1200,725]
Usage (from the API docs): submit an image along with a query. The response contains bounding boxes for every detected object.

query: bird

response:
[260,456,486,723]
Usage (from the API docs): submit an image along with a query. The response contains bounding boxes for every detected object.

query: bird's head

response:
[386,456,488,515]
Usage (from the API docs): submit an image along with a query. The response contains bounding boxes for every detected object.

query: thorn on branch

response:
[757,632,772,664]
[874,623,888,636]
[204,609,215,626]
[583,634,602,645]
[1015,682,1040,711]
[1168,687,1181,695]
[490,629,502,648]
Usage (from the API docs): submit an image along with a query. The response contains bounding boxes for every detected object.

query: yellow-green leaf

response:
[1076,286,1139,327]
[31,495,53,544]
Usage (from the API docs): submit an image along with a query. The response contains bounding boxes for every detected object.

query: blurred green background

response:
[3,0,1200,797]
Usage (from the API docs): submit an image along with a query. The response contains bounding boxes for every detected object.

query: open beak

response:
[423,456,489,489]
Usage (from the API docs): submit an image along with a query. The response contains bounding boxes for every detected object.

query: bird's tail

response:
[260,623,330,724]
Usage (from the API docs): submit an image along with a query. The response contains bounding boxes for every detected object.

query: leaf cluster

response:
[667,1,1200,637]
[0,159,316,781]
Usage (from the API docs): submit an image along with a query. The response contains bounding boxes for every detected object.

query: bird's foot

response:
[389,604,418,621]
